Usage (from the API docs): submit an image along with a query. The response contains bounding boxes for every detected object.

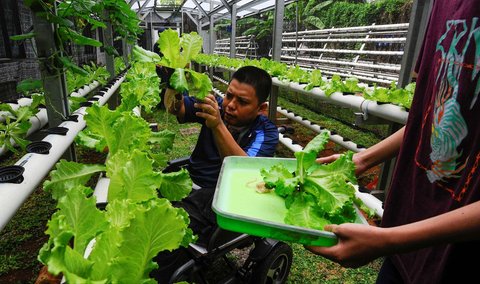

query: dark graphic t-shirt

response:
[381,1,480,283]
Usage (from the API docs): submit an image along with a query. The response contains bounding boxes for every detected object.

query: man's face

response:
[222,79,266,127]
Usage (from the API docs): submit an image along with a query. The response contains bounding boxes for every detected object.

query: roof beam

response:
[128,0,139,7]
[140,10,152,20]
[137,0,153,14]
[190,0,209,18]
[218,0,231,14]
[185,11,200,26]
[204,0,243,19]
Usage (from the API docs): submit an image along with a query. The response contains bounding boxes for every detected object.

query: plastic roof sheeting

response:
[129,0,283,23]
[182,0,278,19]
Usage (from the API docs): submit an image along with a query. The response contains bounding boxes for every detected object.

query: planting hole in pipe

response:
[26,141,52,154]
[0,165,25,184]
[44,127,69,136]
[96,202,108,211]
[149,123,159,132]
[64,115,78,122]
[80,101,94,107]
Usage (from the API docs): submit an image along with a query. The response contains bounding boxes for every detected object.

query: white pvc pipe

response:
[70,80,99,98]
[282,37,407,43]
[0,74,125,232]
[93,176,110,204]
[281,55,401,71]
[282,23,410,36]
[0,81,102,156]
[279,133,304,153]
[2,81,99,122]
[273,78,408,125]
[276,107,366,152]
[355,188,384,218]
[0,98,34,122]
[132,106,141,117]
[0,109,49,156]
[282,48,404,56]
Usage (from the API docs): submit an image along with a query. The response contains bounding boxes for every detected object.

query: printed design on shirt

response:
[423,19,480,192]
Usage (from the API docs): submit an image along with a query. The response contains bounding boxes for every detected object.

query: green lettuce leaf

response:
[294,131,330,182]
[158,168,192,201]
[43,160,105,200]
[284,192,330,230]
[106,150,160,202]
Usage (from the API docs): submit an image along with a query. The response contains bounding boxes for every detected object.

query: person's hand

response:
[316,153,367,176]
[194,94,222,129]
[305,223,387,268]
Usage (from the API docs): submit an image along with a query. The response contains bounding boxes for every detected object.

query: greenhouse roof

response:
[128,0,291,26]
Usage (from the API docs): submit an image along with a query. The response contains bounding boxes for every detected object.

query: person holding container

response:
[306,1,480,283]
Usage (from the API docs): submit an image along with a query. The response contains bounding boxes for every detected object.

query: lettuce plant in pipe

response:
[39,81,196,282]
[37,62,193,281]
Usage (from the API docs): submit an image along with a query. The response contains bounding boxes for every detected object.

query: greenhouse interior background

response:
[0,0,432,283]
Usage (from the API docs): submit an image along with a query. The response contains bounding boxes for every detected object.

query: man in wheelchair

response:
[152,66,292,283]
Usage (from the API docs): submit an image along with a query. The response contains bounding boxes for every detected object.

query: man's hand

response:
[194,94,222,129]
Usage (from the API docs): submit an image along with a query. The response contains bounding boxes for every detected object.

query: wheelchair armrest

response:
[163,156,191,173]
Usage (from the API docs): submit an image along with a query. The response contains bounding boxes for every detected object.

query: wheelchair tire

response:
[250,242,292,284]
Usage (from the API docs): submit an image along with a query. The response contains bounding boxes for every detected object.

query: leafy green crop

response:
[133,30,212,99]
[40,60,199,281]
[40,100,195,283]
[261,131,372,230]
[39,184,193,283]
[0,95,44,154]
[194,53,414,108]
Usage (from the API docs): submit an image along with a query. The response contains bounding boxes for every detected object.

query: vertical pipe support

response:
[31,4,75,160]
[268,0,285,121]
[230,4,237,59]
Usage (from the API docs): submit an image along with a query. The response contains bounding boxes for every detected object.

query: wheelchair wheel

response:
[250,242,292,284]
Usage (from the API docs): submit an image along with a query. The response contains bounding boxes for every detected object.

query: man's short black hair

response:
[230,66,272,104]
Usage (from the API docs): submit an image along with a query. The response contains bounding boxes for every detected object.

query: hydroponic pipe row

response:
[0,73,126,232]
[0,81,101,157]
[209,65,409,125]
[210,73,368,152]
[273,78,408,125]
[0,81,100,123]
[276,107,367,152]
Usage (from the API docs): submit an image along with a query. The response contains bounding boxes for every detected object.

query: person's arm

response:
[305,200,480,268]
[164,88,186,122]
[194,94,247,157]
[316,126,405,175]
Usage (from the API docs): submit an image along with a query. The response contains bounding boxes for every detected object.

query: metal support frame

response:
[31,5,75,161]
[397,0,433,87]
[103,10,115,79]
[280,23,409,87]
[137,0,153,15]
[230,4,237,59]
[268,0,285,121]
[103,10,118,109]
